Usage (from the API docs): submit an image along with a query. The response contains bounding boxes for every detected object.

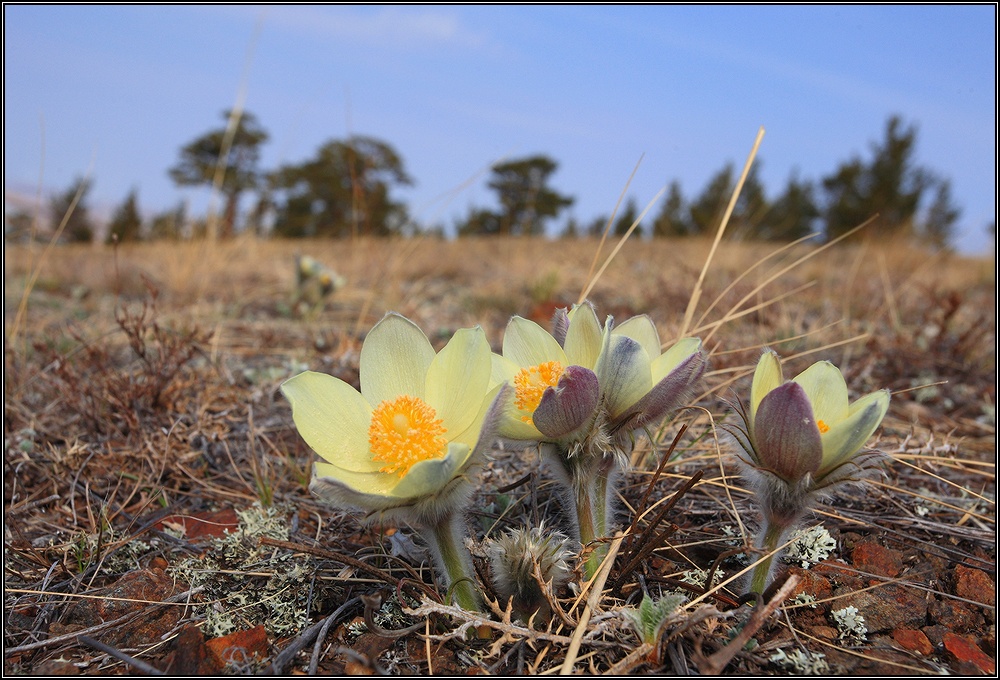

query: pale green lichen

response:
[71,524,152,575]
[170,502,319,638]
[785,525,837,568]
[831,605,868,643]
[793,592,818,609]
[678,567,720,590]
[769,648,830,674]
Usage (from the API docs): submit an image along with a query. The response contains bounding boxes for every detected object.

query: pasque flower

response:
[722,349,890,597]
[492,302,706,578]
[282,313,507,611]
[486,523,573,624]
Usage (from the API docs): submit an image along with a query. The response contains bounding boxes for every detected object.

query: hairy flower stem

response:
[427,512,483,613]
[749,520,787,598]
[573,455,617,581]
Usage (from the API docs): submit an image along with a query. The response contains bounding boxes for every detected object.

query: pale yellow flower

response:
[724,349,891,597]
[492,303,706,450]
[734,350,890,486]
[282,312,504,524]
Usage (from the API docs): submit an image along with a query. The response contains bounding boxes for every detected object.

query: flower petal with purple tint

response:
[532,366,600,439]
[754,382,823,484]
[610,347,707,433]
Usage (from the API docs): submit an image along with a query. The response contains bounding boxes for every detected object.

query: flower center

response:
[817,419,830,434]
[368,395,448,477]
[514,361,565,423]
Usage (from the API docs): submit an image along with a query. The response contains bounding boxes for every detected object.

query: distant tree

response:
[585,214,611,238]
[759,173,820,241]
[735,163,770,238]
[612,197,640,237]
[50,177,95,243]
[149,202,187,240]
[918,179,961,250]
[822,115,930,241]
[561,216,581,239]
[246,180,275,237]
[421,223,447,239]
[455,206,502,237]
[486,155,574,236]
[688,164,735,236]
[189,217,209,240]
[687,162,770,239]
[651,181,692,238]
[271,136,412,238]
[169,109,269,239]
[5,209,36,242]
[106,189,143,244]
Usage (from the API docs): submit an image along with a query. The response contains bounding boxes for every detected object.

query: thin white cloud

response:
[257,5,491,51]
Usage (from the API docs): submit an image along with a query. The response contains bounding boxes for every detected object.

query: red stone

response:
[844,582,928,632]
[893,628,933,656]
[955,565,995,607]
[62,569,181,648]
[851,539,903,578]
[167,623,223,675]
[156,508,240,540]
[929,598,984,633]
[206,624,269,668]
[789,566,832,601]
[808,625,838,640]
[943,633,995,675]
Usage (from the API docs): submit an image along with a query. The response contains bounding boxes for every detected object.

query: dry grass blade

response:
[205,19,262,242]
[579,155,644,302]
[695,574,800,674]
[559,533,625,674]
[8,160,94,346]
[578,181,664,304]
[5,587,204,655]
[612,470,703,593]
[679,126,765,338]
[691,215,879,345]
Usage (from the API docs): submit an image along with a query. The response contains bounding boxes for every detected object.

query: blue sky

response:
[4,5,996,252]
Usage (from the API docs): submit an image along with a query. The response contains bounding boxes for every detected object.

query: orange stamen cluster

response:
[514,361,565,424]
[368,395,448,477]
[817,419,830,434]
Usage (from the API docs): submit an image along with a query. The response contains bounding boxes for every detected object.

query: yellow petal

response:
[425,326,491,436]
[314,461,396,495]
[564,303,603,369]
[502,316,566,368]
[281,371,379,472]
[597,334,652,418]
[613,315,661,363]
[360,312,435,406]
[750,350,783,423]
[451,384,503,448]
[490,353,520,388]
[487,355,545,440]
[497,412,545,440]
[651,337,702,383]
[819,389,890,475]
[391,441,471,498]
[793,361,849,425]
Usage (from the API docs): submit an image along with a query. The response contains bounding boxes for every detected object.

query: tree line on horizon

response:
[6,111,970,249]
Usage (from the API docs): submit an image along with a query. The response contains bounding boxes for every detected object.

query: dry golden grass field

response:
[4,234,996,674]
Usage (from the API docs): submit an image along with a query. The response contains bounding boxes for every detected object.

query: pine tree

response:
[106,189,143,243]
